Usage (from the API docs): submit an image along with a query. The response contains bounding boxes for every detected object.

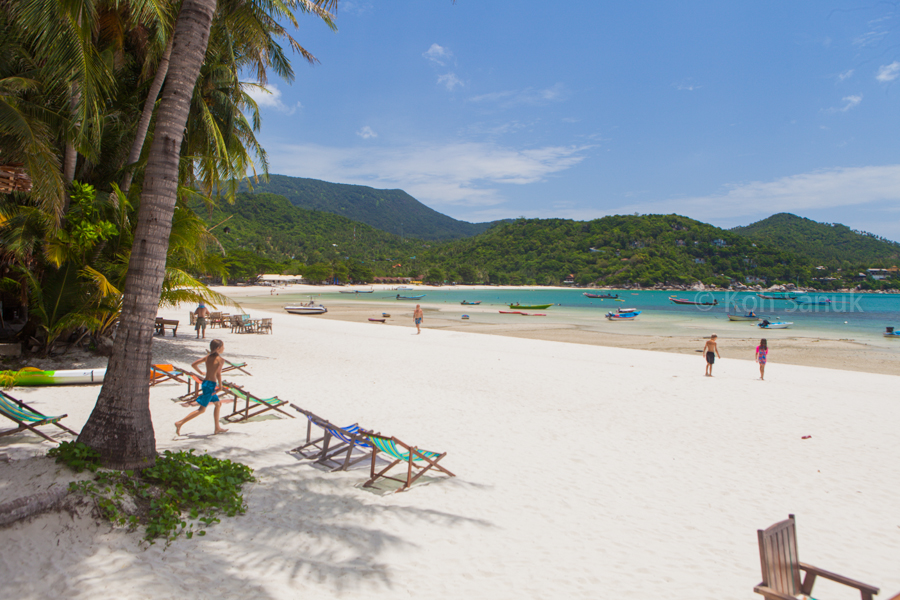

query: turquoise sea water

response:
[253,288,900,347]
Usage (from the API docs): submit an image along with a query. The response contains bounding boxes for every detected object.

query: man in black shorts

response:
[703,334,721,377]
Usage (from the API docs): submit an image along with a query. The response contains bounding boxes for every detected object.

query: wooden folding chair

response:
[754,514,879,600]
[149,364,202,402]
[363,433,454,492]
[0,391,79,443]
[221,360,251,376]
[220,381,294,423]
[287,406,375,471]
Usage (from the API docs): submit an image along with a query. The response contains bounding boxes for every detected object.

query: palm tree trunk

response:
[121,36,174,194]
[77,0,218,469]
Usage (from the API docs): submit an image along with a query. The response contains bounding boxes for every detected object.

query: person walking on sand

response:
[175,339,228,436]
[703,334,721,377]
[194,302,210,339]
[413,304,423,334]
[755,338,768,381]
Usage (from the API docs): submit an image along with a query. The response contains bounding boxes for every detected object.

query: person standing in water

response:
[413,304,423,334]
[702,334,720,377]
[175,339,228,435]
[755,338,768,381]
[194,302,210,339]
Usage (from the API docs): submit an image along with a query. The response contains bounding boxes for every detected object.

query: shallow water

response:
[250,288,900,348]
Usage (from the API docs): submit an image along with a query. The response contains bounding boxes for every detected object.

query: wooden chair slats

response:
[754,515,879,600]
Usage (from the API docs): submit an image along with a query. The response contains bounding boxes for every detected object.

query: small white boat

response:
[617,307,638,313]
[284,305,327,315]
[758,320,792,329]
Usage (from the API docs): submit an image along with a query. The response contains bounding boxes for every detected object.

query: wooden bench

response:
[155,318,179,337]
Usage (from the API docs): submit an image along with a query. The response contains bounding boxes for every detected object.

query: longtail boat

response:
[583,292,618,299]
[757,293,798,300]
[396,294,426,300]
[508,303,552,310]
[670,297,718,306]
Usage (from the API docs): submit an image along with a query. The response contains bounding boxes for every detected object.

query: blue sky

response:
[245,1,900,240]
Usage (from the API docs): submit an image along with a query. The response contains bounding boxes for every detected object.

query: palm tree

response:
[77,0,339,468]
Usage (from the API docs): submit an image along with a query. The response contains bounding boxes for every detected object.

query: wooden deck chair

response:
[221,360,251,376]
[288,408,374,471]
[363,433,454,492]
[754,514,879,600]
[0,391,78,443]
[220,381,294,423]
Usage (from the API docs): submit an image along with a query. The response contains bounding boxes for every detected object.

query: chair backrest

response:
[0,391,44,422]
[758,514,801,597]
[241,314,251,323]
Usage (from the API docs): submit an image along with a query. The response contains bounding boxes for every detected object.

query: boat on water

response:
[396,294,426,300]
[758,319,792,329]
[339,289,374,294]
[0,367,107,386]
[670,297,718,306]
[795,297,832,305]
[509,303,552,310]
[284,304,327,315]
[583,292,618,299]
[396,286,415,291]
[460,300,482,305]
[757,293,798,300]
[606,311,639,321]
[727,312,760,321]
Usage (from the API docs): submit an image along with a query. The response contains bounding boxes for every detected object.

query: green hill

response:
[731,213,900,266]
[421,214,809,287]
[240,174,500,241]
[194,192,430,280]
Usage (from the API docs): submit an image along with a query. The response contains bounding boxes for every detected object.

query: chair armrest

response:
[754,584,798,600]
[800,562,879,595]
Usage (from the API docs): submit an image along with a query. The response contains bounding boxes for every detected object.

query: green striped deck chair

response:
[0,391,78,443]
[222,360,251,376]
[363,433,454,492]
[220,381,294,423]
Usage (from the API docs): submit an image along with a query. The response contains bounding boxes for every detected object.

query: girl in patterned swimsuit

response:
[755,339,768,381]
[175,339,229,435]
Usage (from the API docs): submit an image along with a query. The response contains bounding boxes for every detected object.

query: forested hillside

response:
[732,213,900,266]
[193,193,429,280]
[421,215,809,286]
[240,175,499,240]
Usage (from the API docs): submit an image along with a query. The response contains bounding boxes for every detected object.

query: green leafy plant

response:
[54,447,254,545]
[48,441,101,472]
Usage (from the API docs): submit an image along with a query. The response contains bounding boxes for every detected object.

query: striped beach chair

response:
[0,391,78,443]
[220,381,293,423]
[221,360,251,376]
[363,433,454,492]
[288,404,376,471]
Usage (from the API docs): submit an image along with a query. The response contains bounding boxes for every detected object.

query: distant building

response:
[564,274,575,284]
[693,258,706,264]
[745,276,765,284]
[712,239,727,247]
[258,274,303,284]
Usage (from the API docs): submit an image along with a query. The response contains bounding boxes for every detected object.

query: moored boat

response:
[460,300,482,305]
[368,318,385,323]
[583,292,618,299]
[396,294,425,300]
[795,297,832,305]
[758,319,792,329]
[617,307,638,313]
[727,312,760,321]
[284,305,327,315]
[508,303,552,310]
[606,311,639,321]
[757,293,798,300]
[499,310,524,314]
[670,297,718,306]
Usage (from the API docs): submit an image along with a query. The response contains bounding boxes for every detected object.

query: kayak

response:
[0,367,107,386]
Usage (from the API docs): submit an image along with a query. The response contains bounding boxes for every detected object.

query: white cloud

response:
[837,69,854,82]
[469,83,569,108]
[356,126,377,139]
[876,61,900,82]
[437,73,464,91]
[840,94,862,111]
[242,81,301,115]
[610,165,900,222]
[267,141,590,207]
[674,79,702,91]
[423,43,453,66]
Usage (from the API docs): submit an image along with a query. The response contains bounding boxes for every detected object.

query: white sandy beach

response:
[1,302,899,599]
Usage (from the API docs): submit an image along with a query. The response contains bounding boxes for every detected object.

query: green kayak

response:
[508,304,552,310]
